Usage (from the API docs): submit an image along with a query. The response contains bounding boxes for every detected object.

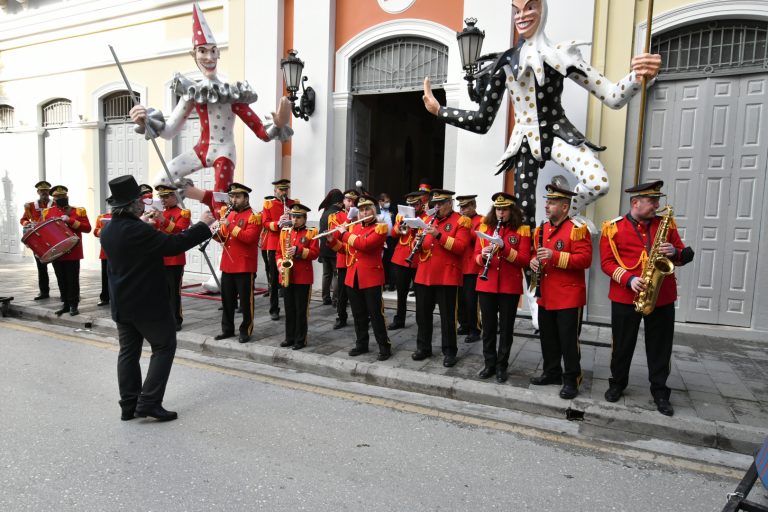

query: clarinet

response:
[534,220,545,297]
[405,214,437,266]
[478,222,502,281]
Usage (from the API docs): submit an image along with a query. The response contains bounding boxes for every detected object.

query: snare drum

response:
[21,218,80,263]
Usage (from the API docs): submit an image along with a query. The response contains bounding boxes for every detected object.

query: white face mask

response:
[382,202,391,209]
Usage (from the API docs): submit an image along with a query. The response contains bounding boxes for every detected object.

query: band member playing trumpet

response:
[328,195,393,361]
[475,192,531,383]
[278,204,319,350]
[42,185,91,317]
[262,179,298,321]
[600,181,692,416]
[327,189,359,330]
[214,183,262,343]
[529,184,592,399]
[21,181,53,300]
[388,191,426,329]
[456,194,483,343]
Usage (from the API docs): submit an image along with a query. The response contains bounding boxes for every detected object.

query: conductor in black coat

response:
[100,175,215,422]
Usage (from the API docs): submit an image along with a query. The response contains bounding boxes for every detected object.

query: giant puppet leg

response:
[550,137,610,216]
[153,149,205,188]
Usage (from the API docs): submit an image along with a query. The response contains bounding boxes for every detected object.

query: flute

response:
[312,215,375,239]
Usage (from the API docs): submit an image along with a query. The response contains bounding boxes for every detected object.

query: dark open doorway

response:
[348,89,446,205]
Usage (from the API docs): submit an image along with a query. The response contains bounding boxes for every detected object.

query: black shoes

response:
[464,333,481,344]
[214,332,235,340]
[333,319,347,330]
[238,334,251,343]
[69,306,80,316]
[322,299,333,306]
[443,355,458,367]
[655,398,674,416]
[34,293,50,301]
[529,374,563,386]
[377,351,391,362]
[54,305,69,316]
[120,405,136,421]
[270,312,280,321]
[411,350,432,361]
[135,404,178,422]
[348,347,369,357]
[97,300,109,307]
[559,383,578,400]
[604,386,623,403]
[280,340,294,347]
[387,321,404,330]
[292,343,306,351]
[478,366,495,379]
[496,368,508,383]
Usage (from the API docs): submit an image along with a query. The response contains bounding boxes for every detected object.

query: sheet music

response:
[397,204,415,218]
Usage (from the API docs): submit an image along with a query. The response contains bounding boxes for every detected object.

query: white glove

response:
[60,215,70,223]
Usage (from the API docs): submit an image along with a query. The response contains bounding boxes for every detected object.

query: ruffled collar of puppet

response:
[171,73,258,105]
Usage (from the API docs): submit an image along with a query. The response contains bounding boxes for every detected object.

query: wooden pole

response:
[633,0,655,186]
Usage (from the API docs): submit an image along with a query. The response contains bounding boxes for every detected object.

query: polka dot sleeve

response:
[437,68,507,134]
[160,98,195,140]
[566,61,646,110]
[232,103,271,142]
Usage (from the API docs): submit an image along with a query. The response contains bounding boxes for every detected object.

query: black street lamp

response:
[456,18,486,103]
[280,49,315,121]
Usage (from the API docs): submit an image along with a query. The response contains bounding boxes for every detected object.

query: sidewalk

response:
[1,258,766,455]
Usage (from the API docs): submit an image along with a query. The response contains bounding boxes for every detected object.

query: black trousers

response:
[100,259,109,302]
[478,292,519,369]
[610,302,675,400]
[116,315,177,408]
[221,272,254,336]
[347,276,391,352]
[321,257,337,303]
[538,306,582,385]
[165,265,184,327]
[392,263,416,324]
[458,273,481,335]
[284,283,311,346]
[336,267,349,322]
[383,237,396,288]
[267,250,280,314]
[52,259,79,307]
[261,249,271,284]
[415,284,458,356]
[35,256,49,296]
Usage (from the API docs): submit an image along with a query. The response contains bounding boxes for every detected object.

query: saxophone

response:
[279,227,294,288]
[633,205,675,316]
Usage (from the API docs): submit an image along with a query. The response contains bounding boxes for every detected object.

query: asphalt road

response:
[0,320,763,512]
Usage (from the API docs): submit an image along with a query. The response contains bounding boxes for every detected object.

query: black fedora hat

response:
[107,175,142,208]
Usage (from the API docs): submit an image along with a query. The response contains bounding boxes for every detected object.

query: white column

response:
[291,0,336,223]
[332,92,351,190]
[243,0,284,188]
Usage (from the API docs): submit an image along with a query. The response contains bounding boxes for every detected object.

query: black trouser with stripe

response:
[336,267,349,323]
[478,292,519,370]
[415,284,458,356]
[267,250,280,314]
[36,256,49,296]
[458,273,481,335]
[164,265,184,327]
[609,302,675,400]
[346,275,391,353]
[392,263,416,325]
[221,272,254,336]
[52,259,79,307]
[100,259,109,302]
[284,283,311,346]
[538,306,583,386]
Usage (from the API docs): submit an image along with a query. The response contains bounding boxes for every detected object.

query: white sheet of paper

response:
[397,204,415,218]
[144,199,162,213]
[212,191,230,203]
[347,206,359,220]
[403,217,428,230]
[477,230,503,246]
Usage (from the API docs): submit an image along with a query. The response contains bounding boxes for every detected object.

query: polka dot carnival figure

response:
[423,0,661,229]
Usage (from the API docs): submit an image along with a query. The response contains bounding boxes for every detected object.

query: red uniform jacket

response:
[262,197,298,251]
[340,221,388,289]
[278,225,319,285]
[327,210,350,269]
[218,207,262,273]
[600,214,685,306]
[20,199,51,226]
[391,213,422,268]
[42,205,91,261]
[414,212,471,286]
[533,219,592,309]
[154,205,191,266]
[93,213,113,260]
[462,213,484,275]
[474,222,532,294]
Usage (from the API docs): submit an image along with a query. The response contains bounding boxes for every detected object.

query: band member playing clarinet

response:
[475,192,531,383]
[529,183,592,399]
[600,181,692,416]
[388,191,426,330]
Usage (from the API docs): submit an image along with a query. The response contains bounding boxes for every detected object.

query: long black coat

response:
[318,204,342,261]
[100,214,211,323]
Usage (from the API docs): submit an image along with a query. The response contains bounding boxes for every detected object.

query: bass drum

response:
[21,218,80,263]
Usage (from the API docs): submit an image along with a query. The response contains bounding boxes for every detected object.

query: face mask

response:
[382,203,391,209]
[55,198,68,208]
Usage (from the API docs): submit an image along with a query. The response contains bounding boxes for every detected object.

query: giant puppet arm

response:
[423,73,506,135]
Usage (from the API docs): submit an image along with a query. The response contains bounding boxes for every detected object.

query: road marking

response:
[0,320,744,479]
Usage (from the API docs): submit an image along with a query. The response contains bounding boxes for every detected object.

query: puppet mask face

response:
[195,45,220,79]
[512,0,542,40]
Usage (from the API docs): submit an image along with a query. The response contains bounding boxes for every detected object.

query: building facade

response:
[1,0,766,332]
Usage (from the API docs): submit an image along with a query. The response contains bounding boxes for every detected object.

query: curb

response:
[8,303,765,455]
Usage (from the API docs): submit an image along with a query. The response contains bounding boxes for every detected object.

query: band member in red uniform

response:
[412,189,471,367]
[214,183,263,343]
[456,194,483,343]
[529,184,592,398]
[474,193,531,383]
[42,185,91,316]
[21,181,53,300]
[93,209,113,307]
[330,194,393,360]
[278,204,319,350]
[146,185,191,331]
[600,181,693,416]
[388,192,425,329]
[326,189,359,330]
[262,179,297,320]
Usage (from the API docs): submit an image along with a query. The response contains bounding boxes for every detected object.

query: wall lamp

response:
[280,49,315,121]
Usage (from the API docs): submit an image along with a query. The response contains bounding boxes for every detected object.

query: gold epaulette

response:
[263,199,273,210]
[180,209,191,219]
[76,207,86,216]
[307,227,318,238]
[478,223,489,233]
[375,223,388,235]
[328,213,338,226]
[601,217,623,239]
[458,215,472,229]
[248,212,262,225]
[516,225,531,237]
[395,214,403,223]
[570,224,588,241]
